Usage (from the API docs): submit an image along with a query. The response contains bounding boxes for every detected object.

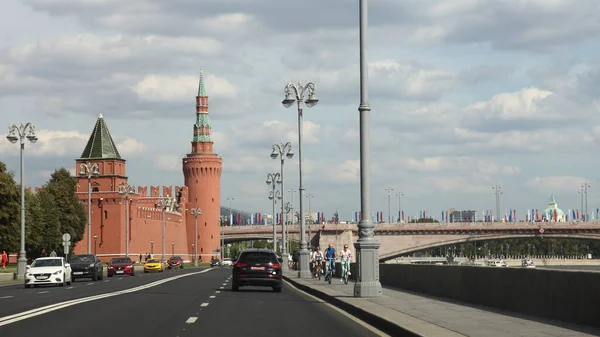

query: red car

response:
[107,257,135,277]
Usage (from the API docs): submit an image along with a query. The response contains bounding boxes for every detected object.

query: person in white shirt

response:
[339,244,352,281]
[312,247,324,278]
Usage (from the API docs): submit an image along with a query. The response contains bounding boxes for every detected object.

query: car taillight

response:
[234,262,248,268]
[269,263,281,269]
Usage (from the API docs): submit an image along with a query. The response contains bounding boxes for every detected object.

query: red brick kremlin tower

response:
[183,69,223,261]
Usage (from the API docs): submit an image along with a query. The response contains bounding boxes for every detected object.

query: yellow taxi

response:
[144,258,164,273]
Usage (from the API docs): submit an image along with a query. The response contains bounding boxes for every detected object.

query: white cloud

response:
[132,74,237,102]
[0,129,146,158]
[526,176,588,194]
[155,154,181,173]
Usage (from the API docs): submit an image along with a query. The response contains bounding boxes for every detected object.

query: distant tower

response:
[74,114,129,255]
[183,69,223,261]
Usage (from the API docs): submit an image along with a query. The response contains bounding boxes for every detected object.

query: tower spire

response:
[198,68,207,97]
[192,68,213,152]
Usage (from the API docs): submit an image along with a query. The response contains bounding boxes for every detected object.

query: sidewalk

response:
[283,270,600,337]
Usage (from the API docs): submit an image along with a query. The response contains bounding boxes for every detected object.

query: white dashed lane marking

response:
[86,283,94,286]
[185,317,198,324]
[37,291,49,294]
[219,286,223,289]
[209,295,215,299]
[67,287,74,289]
[0,296,13,299]
[200,303,209,307]
[215,291,220,294]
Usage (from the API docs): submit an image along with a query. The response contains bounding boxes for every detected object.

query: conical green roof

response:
[198,68,206,96]
[80,113,121,159]
[549,193,556,205]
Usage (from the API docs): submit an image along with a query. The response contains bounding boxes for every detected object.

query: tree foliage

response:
[0,162,20,252]
[0,162,86,259]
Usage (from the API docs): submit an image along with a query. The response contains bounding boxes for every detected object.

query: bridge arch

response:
[379,233,600,261]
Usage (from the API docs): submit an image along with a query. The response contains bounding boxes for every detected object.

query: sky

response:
[1,0,600,222]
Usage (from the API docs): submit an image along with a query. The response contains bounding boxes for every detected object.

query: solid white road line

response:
[185,317,198,324]
[67,287,74,289]
[215,291,220,293]
[37,291,49,294]
[200,303,209,307]
[87,283,94,286]
[209,295,215,299]
[0,296,13,299]
[0,269,214,327]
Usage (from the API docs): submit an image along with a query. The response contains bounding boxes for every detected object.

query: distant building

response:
[449,210,477,223]
[543,194,565,222]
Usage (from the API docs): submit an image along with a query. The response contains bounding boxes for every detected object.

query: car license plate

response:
[74,272,83,275]
[117,271,124,274]
[251,266,265,270]
[37,276,48,280]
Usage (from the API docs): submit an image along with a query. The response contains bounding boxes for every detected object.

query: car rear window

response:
[239,252,278,264]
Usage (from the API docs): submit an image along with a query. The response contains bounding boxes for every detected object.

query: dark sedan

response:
[69,254,103,281]
[107,257,135,277]
[232,249,282,292]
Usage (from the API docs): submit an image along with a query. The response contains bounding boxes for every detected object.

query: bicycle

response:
[313,260,323,280]
[341,262,350,284]
[324,259,335,284]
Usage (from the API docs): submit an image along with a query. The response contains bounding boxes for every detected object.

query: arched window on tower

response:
[92,187,99,192]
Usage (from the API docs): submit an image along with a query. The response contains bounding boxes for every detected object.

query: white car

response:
[25,257,72,288]
[222,258,233,266]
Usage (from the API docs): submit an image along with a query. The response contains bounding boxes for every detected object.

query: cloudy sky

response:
[1,0,600,222]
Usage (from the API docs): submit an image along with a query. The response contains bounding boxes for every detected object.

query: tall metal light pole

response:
[396,192,404,223]
[385,187,393,223]
[190,208,202,267]
[284,202,293,254]
[288,188,297,254]
[172,241,175,256]
[267,173,281,252]
[6,122,38,280]
[150,240,154,255]
[79,162,99,254]
[119,183,135,257]
[282,81,319,278]
[492,185,502,222]
[289,189,297,224]
[582,182,591,221]
[354,0,382,297]
[271,142,294,260]
[306,193,314,244]
[225,196,234,261]
[156,198,169,262]
[94,235,98,255]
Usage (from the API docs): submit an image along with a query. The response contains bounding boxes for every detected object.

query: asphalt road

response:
[0,268,384,336]
[0,268,198,317]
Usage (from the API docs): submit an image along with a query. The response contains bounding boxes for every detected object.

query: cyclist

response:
[340,244,352,282]
[324,244,337,279]
[312,247,324,278]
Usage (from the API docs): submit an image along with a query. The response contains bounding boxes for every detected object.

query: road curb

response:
[282,275,420,337]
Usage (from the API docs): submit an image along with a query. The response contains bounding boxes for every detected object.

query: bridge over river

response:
[222,221,600,260]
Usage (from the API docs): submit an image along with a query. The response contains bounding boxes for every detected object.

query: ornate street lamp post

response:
[190,208,202,267]
[80,162,99,253]
[271,142,293,258]
[119,183,136,257]
[266,173,281,252]
[354,0,383,297]
[6,122,38,280]
[282,82,318,278]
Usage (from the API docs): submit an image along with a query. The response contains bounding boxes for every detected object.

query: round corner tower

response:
[183,68,222,261]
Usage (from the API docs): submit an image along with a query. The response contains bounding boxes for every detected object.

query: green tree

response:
[24,188,46,258]
[41,168,86,246]
[0,161,20,252]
